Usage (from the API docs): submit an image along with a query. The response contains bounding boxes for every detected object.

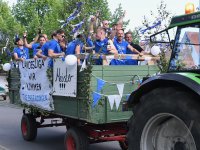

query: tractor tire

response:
[64,127,89,150]
[127,87,200,150]
[21,114,37,141]
[119,141,128,150]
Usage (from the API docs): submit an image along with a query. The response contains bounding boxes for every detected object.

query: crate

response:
[9,65,159,124]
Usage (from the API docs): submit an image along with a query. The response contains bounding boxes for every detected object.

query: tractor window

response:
[169,25,200,71]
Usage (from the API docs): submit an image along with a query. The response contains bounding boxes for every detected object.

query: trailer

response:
[8,55,159,150]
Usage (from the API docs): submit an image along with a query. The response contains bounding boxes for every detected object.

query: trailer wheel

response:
[64,127,88,150]
[127,87,200,150]
[21,114,37,141]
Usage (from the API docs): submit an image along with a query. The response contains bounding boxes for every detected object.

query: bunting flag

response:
[116,83,124,98]
[139,20,161,34]
[79,58,87,72]
[96,78,105,92]
[60,2,84,28]
[115,95,122,110]
[107,95,115,110]
[92,92,102,108]
[70,20,85,35]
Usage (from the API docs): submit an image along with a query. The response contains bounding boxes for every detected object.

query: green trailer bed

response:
[9,65,159,124]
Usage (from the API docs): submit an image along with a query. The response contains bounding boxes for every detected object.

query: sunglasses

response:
[104,23,109,25]
[60,34,65,38]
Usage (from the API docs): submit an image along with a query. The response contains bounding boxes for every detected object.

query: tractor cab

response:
[150,11,200,73]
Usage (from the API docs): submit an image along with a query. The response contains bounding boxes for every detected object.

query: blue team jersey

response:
[66,39,83,55]
[32,43,40,57]
[86,38,93,47]
[112,39,135,65]
[48,39,61,53]
[113,39,129,54]
[41,42,50,56]
[94,38,109,54]
[14,47,29,59]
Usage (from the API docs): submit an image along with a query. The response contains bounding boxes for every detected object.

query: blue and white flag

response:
[139,20,161,34]
[61,2,84,28]
[70,20,85,35]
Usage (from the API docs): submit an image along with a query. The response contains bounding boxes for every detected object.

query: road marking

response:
[0,145,9,150]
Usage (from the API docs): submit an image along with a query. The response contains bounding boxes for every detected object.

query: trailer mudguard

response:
[128,72,200,105]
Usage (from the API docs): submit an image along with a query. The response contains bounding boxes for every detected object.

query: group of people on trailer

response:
[13,16,144,66]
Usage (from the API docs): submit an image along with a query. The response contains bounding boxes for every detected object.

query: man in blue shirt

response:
[23,32,47,58]
[94,27,118,65]
[13,38,29,61]
[48,29,65,58]
[112,29,142,65]
[65,34,84,65]
[36,31,57,59]
[94,27,117,54]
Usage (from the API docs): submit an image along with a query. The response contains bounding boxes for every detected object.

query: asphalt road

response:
[0,100,121,150]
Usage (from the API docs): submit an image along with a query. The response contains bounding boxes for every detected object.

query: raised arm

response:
[23,32,32,49]
[127,44,143,55]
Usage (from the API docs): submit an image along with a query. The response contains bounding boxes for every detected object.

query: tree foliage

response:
[0,0,24,63]
[139,0,172,40]
[110,3,130,29]
[137,0,173,72]
[11,0,111,41]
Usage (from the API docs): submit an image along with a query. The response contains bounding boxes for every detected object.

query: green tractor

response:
[127,11,200,149]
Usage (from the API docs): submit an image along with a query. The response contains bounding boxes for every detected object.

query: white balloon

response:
[151,46,161,56]
[65,55,77,66]
[3,63,11,71]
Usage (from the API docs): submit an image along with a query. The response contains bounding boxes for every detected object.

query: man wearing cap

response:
[13,38,29,61]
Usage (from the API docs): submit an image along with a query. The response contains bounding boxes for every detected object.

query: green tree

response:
[110,3,130,29]
[0,0,24,64]
[137,0,173,72]
[138,0,172,41]
[60,0,111,40]
[12,0,111,41]
[12,0,63,40]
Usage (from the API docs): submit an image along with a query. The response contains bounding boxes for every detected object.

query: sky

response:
[5,0,200,30]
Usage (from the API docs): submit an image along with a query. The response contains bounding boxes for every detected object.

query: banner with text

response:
[53,58,77,97]
[19,58,54,111]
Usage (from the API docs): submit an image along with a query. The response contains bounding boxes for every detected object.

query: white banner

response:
[53,58,77,97]
[19,58,54,111]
